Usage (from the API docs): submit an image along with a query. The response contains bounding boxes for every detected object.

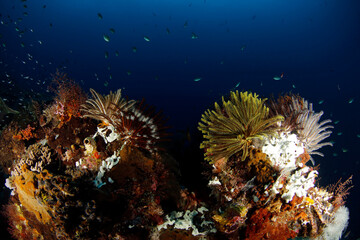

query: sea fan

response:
[198,91,283,163]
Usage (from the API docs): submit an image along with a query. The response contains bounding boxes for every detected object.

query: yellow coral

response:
[198,91,283,163]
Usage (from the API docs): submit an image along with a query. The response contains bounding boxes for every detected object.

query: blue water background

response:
[0,0,359,238]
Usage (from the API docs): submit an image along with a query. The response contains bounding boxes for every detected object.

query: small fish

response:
[273,76,281,81]
[97,13,103,19]
[132,47,137,53]
[337,132,343,136]
[194,77,201,82]
[43,5,46,8]
[166,28,170,34]
[20,42,25,47]
[103,34,110,42]
[191,32,198,39]
[109,28,115,34]
[273,72,284,81]
[143,36,150,42]
[292,84,296,89]
[220,61,224,64]
[240,45,246,51]
[104,81,108,87]
[23,12,28,16]
[184,21,188,28]
[348,98,354,104]
[127,71,131,75]
[318,100,324,104]
[38,40,42,44]
[333,153,338,157]
[115,51,119,56]
[15,27,20,31]
[334,120,340,124]
[357,134,360,138]
[23,4,27,8]
[342,148,348,153]
[235,82,240,88]
[49,23,53,27]
[104,51,109,59]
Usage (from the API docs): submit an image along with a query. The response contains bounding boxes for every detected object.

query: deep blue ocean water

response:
[0,0,359,239]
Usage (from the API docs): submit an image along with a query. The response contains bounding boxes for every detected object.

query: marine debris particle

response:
[193,77,201,82]
[143,36,150,42]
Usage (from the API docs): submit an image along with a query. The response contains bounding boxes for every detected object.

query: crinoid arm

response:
[81,88,136,124]
[110,99,167,152]
[198,91,283,163]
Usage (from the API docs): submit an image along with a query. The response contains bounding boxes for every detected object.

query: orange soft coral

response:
[13,124,36,141]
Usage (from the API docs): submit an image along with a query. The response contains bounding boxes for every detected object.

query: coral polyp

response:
[198,91,283,163]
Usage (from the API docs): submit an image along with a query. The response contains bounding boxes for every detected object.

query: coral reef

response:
[1,75,180,239]
[1,84,352,240]
[198,90,351,240]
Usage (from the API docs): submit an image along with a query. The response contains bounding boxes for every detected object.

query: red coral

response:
[13,124,36,141]
[50,71,87,125]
